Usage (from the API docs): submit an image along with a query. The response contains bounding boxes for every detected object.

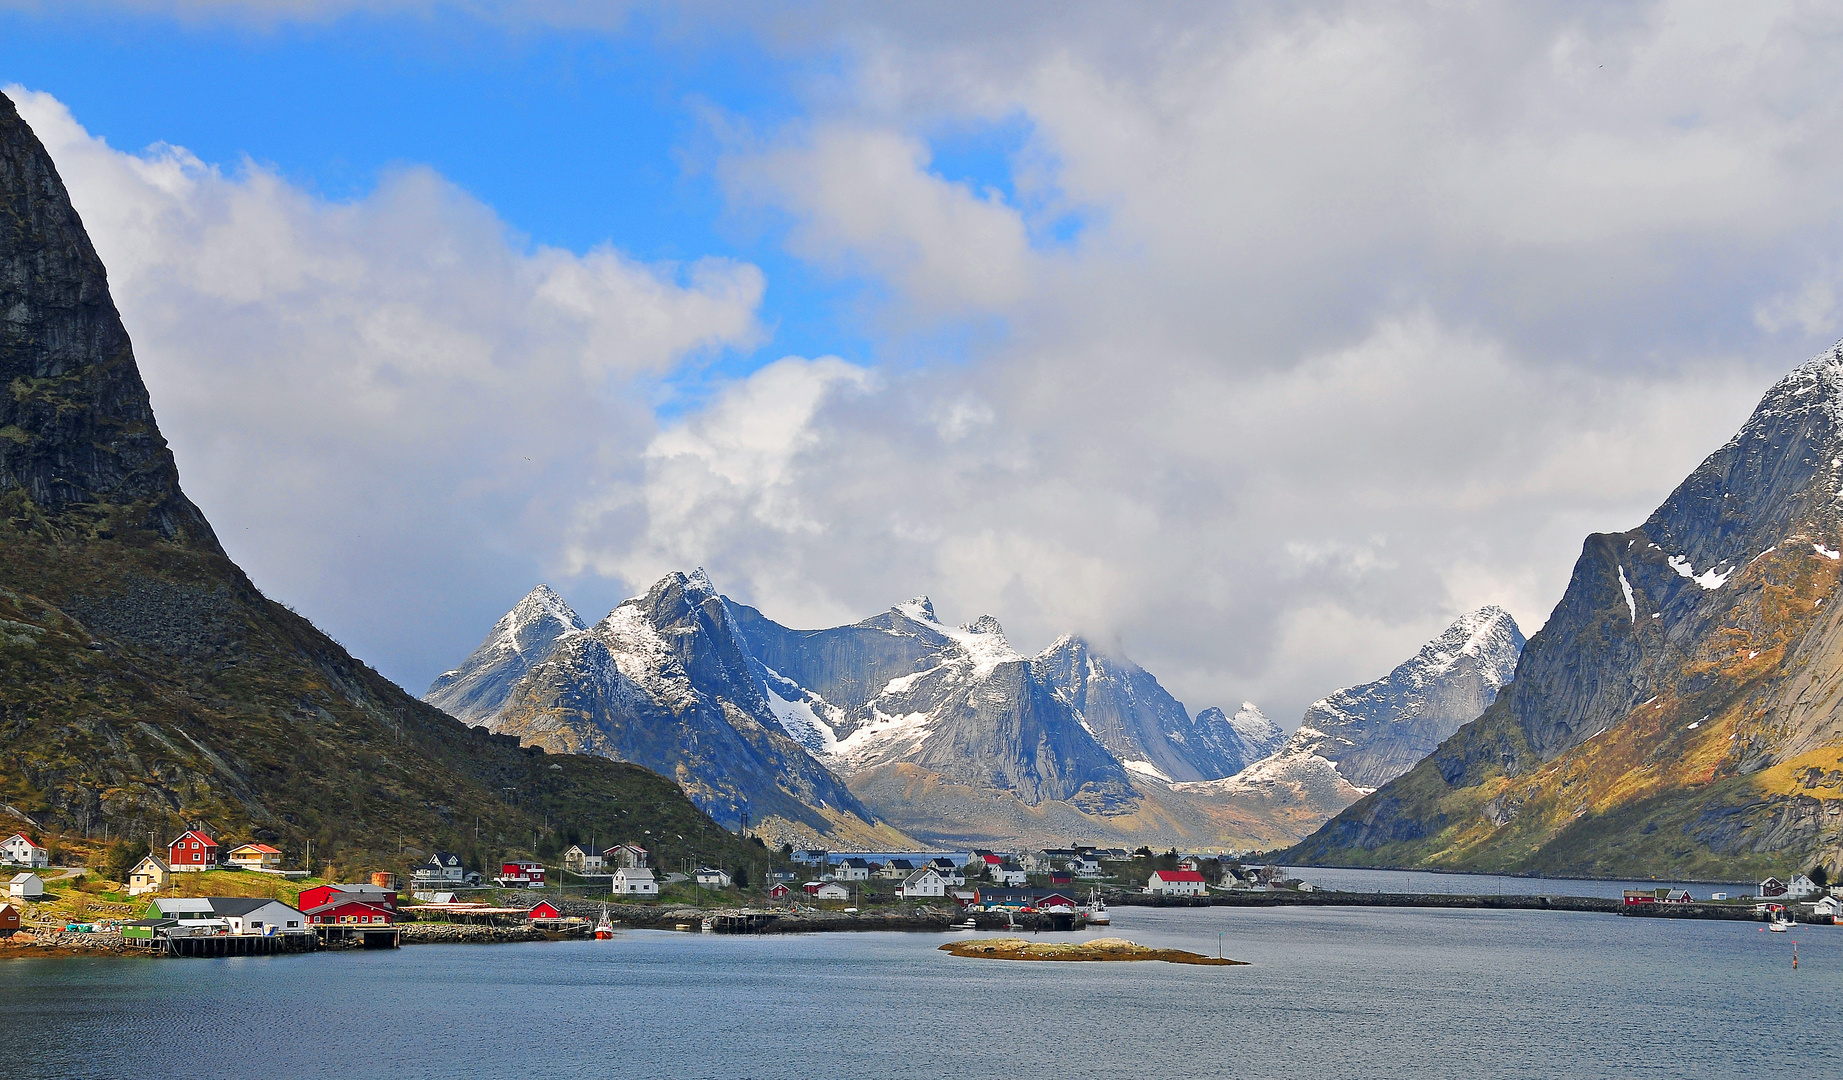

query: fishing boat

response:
[1083,889,1111,926]
[593,909,614,940]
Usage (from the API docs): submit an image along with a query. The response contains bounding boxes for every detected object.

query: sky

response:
[5,1,1843,728]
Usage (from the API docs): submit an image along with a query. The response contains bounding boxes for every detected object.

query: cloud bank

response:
[16,0,1843,728]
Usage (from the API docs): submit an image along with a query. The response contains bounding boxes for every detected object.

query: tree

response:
[734,865,749,889]
[1812,865,1830,889]
[103,839,149,882]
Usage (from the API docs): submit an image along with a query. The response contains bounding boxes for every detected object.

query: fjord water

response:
[5,906,1835,1079]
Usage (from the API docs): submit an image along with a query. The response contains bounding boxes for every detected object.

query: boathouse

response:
[528,900,563,920]
[0,902,20,935]
[768,883,792,900]
[300,883,397,912]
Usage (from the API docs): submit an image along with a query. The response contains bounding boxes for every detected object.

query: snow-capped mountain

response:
[1295,345,1843,879]
[426,584,586,724]
[1287,606,1525,790]
[728,598,1133,807]
[429,571,893,844]
[1031,637,1285,782]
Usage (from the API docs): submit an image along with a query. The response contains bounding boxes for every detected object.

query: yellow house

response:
[128,854,170,897]
[227,844,284,871]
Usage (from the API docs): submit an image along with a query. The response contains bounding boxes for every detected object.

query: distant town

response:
[2,827,1836,957]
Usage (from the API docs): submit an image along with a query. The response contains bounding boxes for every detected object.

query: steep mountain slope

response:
[1286,607,1524,790]
[1032,637,1285,782]
[458,572,903,847]
[1290,349,1843,879]
[426,584,586,724]
[0,90,761,878]
[1160,609,1520,848]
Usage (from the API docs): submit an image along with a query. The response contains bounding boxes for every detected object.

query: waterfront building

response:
[145,896,307,935]
[1145,870,1208,897]
[299,884,396,912]
[303,897,394,926]
[527,901,563,920]
[8,872,44,899]
[0,833,48,868]
[0,902,19,935]
[768,883,792,900]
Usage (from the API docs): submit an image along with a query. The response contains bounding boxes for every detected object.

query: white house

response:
[1145,870,1208,897]
[1808,895,1842,919]
[613,866,658,896]
[1787,874,1823,899]
[563,845,606,874]
[898,867,948,898]
[834,858,871,882]
[0,833,48,868]
[695,867,732,888]
[128,854,170,897]
[992,863,1028,887]
[413,851,470,885]
[809,881,850,901]
[8,872,44,899]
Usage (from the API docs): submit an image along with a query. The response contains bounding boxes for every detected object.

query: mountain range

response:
[1290,347,1843,880]
[431,571,1524,850]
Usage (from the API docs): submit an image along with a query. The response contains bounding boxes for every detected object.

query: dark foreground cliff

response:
[0,90,760,877]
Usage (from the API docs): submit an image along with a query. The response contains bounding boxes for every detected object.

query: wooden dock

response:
[160,933,320,958]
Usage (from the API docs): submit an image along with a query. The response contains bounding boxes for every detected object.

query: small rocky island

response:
[940,937,1246,965]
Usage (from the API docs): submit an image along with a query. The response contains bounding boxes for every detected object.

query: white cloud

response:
[10,86,763,681]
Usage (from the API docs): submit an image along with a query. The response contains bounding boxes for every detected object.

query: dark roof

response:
[428,851,463,867]
[206,897,299,917]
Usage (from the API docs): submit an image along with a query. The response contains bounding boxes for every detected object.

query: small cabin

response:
[528,900,563,920]
[8,872,45,900]
[768,883,792,900]
[0,902,20,935]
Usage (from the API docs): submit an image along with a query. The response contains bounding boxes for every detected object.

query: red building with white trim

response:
[167,830,220,872]
[303,897,395,926]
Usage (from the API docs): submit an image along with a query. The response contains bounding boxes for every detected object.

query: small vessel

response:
[1770,917,1792,932]
[1083,889,1111,926]
[700,917,715,933]
[594,909,614,940]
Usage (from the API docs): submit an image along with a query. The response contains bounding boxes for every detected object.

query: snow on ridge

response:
[759,663,840,755]
[1618,566,1637,623]
[489,584,586,655]
[893,597,938,623]
[1122,759,1173,784]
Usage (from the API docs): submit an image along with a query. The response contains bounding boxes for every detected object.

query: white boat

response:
[1083,889,1111,926]
[1770,917,1792,932]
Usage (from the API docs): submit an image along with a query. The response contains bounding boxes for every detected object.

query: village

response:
[2,827,1837,957]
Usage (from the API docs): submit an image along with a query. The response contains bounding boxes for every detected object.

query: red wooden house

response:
[768,883,792,900]
[496,860,546,887]
[303,897,395,926]
[528,900,562,920]
[167,830,220,872]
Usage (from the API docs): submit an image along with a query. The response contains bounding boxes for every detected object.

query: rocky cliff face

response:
[1290,348,1843,879]
[453,571,896,844]
[0,92,216,548]
[1289,607,1524,790]
[426,585,586,724]
[0,90,763,877]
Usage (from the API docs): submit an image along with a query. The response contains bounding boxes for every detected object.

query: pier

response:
[158,933,320,958]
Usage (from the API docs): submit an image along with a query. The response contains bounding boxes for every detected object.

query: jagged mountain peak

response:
[499,584,585,638]
[894,596,938,622]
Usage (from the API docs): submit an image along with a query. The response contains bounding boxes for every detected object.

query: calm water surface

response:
[1284,865,1756,898]
[4,906,1836,1079]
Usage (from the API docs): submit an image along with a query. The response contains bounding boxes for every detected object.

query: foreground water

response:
[5,905,1836,1079]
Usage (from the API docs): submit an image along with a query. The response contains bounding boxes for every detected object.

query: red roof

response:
[528,901,562,919]
[1153,870,1206,883]
[4,833,39,847]
[169,830,218,848]
[231,843,283,854]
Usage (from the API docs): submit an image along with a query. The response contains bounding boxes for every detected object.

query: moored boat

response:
[594,909,614,940]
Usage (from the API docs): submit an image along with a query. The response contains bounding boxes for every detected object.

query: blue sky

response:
[6,2,1842,725]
